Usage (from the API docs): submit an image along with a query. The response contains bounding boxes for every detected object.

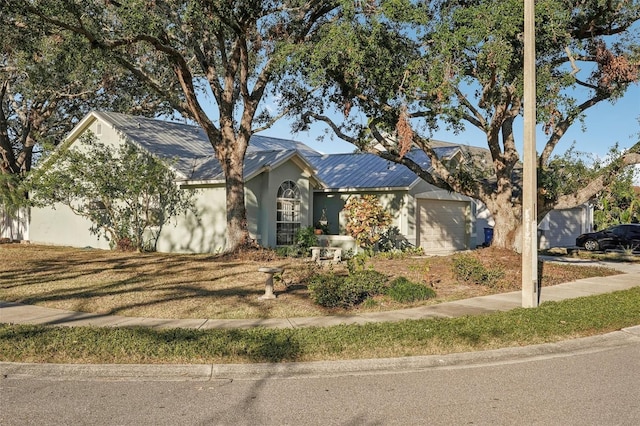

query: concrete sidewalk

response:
[2,258,639,331]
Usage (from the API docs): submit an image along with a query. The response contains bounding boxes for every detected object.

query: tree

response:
[286,0,640,251]
[593,167,640,228]
[12,0,341,252]
[1,5,168,211]
[31,135,196,252]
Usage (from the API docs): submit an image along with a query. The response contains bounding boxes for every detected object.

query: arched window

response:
[276,180,301,245]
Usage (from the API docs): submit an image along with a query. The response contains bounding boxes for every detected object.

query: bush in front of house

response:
[308,270,388,308]
[452,253,505,287]
[275,226,318,258]
[293,226,319,255]
[385,277,436,303]
[342,194,392,249]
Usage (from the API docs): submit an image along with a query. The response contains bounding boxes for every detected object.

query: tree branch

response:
[302,112,359,145]
[552,143,640,210]
[453,86,485,129]
[539,91,610,166]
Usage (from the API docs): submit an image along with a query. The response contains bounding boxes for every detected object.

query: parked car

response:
[575,224,640,251]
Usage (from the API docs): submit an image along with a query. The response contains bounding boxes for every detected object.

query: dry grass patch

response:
[0,244,621,319]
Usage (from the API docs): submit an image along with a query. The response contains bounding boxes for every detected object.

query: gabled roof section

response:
[91,111,320,183]
[64,112,486,191]
[182,149,315,184]
[94,111,212,161]
[428,139,492,168]
[246,134,321,158]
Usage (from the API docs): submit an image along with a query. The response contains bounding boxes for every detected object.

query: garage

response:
[416,193,471,253]
[538,206,593,249]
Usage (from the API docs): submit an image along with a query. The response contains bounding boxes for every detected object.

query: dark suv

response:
[576,224,640,251]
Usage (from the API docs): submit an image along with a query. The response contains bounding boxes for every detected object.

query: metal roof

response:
[93,111,319,182]
[307,147,459,190]
[307,153,414,190]
[90,111,476,189]
[182,150,299,182]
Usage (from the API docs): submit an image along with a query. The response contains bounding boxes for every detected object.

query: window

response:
[276,180,301,245]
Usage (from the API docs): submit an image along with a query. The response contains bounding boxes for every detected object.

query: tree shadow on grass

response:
[1,321,304,364]
[1,245,322,319]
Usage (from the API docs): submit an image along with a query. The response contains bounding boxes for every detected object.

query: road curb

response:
[3,326,639,381]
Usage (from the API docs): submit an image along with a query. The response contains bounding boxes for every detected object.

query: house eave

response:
[415,190,473,202]
[314,186,411,193]
[178,179,225,187]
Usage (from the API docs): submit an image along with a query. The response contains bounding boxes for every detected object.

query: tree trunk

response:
[219,141,251,253]
[483,197,523,252]
[490,209,522,251]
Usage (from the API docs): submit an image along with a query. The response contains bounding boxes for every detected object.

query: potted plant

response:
[315,208,329,234]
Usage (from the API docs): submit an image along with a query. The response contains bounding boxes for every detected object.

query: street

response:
[2,337,639,425]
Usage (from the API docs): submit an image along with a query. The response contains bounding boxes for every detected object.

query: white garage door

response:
[417,199,469,253]
[539,208,584,248]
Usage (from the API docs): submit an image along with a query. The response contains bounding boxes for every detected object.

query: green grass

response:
[2,287,639,365]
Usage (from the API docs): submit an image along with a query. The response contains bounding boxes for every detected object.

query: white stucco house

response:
[20,111,592,253]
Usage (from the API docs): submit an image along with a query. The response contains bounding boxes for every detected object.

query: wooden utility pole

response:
[522,0,539,308]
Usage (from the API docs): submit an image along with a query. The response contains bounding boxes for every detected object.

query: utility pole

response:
[522,0,539,307]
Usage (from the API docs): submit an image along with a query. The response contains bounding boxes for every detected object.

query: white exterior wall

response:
[30,203,111,249]
[154,185,227,253]
[158,157,314,252]
[28,116,128,250]
[472,199,494,247]
[1,207,29,242]
[28,109,314,253]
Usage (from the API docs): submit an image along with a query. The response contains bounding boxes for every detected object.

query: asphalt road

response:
[2,333,639,425]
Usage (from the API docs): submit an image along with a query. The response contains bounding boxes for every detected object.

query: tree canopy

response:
[593,167,640,228]
[9,0,343,252]
[1,4,168,211]
[284,0,640,251]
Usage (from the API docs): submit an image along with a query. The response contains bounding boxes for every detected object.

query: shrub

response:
[31,136,196,252]
[342,195,392,249]
[385,277,436,303]
[452,253,505,287]
[294,226,318,255]
[308,270,388,308]
[346,250,372,274]
[275,227,318,258]
[377,226,416,252]
[275,246,296,257]
[308,273,344,307]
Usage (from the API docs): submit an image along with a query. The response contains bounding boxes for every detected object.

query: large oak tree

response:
[286,0,640,251]
[12,0,341,252]
[1,5,168,210]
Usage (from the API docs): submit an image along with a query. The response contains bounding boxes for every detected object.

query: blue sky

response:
[261,83,640,162]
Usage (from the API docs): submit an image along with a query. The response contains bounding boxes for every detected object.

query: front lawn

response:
[0,244,622,320]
